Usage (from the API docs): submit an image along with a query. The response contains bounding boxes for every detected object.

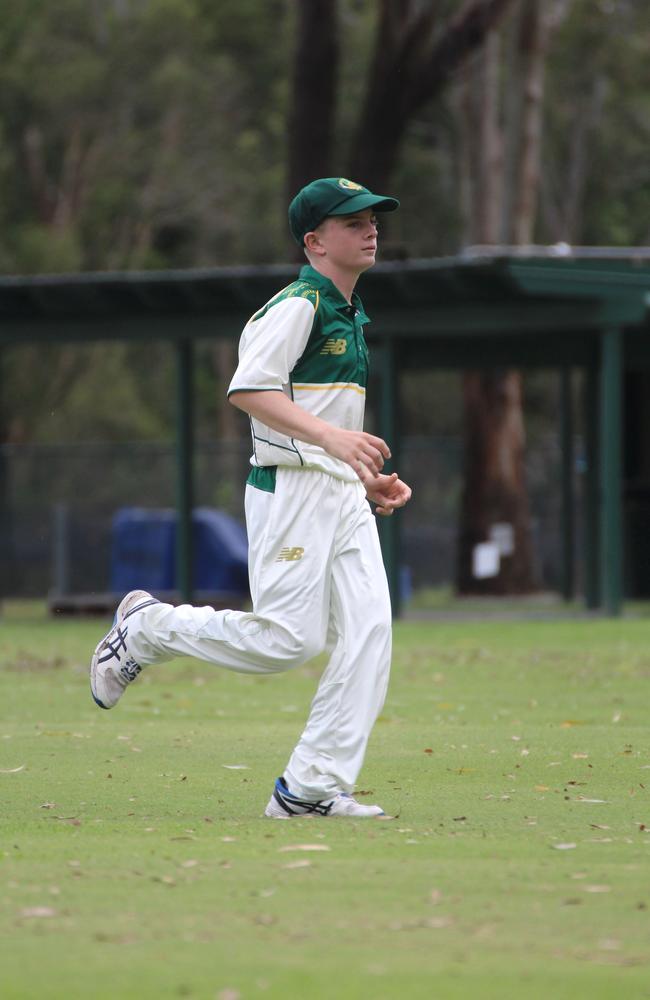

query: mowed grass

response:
[2,607,650,1000]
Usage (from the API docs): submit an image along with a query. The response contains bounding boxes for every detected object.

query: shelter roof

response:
[0,253,648,338]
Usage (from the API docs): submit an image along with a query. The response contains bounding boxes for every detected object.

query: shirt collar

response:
[299,264,369,320]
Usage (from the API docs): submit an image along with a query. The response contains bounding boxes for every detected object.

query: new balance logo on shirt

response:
[228,263,369,482]
[320,339,347,356]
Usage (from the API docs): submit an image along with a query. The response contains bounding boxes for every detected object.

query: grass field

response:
[2,604,650,999]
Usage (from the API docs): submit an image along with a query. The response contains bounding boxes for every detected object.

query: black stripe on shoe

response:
[273,777,334,817]
[122,598,159,622]
[97,625,129,663]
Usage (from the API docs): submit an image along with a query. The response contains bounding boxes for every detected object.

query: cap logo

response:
[338,178,363,191]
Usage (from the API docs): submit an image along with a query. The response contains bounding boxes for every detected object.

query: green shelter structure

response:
[1,250,650,615]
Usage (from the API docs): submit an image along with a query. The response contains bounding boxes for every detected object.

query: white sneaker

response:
[264,776,386,819]
[90,590,159,710]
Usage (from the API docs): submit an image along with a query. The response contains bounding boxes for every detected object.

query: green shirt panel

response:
[246,465,277,493]
[295,265,370,389]
[250,265,371,389]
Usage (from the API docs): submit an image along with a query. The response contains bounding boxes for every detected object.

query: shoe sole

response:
[90,638,112,710]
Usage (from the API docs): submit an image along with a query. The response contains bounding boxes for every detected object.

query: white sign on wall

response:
[472,542,500,579]
[489,522,515,557]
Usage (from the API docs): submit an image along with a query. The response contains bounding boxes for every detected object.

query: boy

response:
[91,177,412,819]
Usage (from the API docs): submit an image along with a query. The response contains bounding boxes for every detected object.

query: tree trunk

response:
[510,0,548,244]
[540,73,605,244]
[476,30,503,243]
[349,0,517,191]
[286,0,339,201]
[458,371,536,593]
[457,8,538,595]
[285,0,534,595]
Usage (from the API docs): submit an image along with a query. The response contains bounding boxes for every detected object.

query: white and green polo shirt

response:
[228,264,371,485]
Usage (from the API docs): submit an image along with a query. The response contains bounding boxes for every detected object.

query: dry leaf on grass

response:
[425,916,453,929]
[152,875,175,886]
[552,842,577,850]
[1,765,25,774]
[282,860,312,870]
[278,844,331,853]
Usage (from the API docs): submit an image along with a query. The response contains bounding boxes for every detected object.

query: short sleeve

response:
[227,296,316,396]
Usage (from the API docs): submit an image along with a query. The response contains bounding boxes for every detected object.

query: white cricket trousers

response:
[127,467,393,800]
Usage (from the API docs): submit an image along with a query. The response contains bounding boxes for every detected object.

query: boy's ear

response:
[304,230,325,255]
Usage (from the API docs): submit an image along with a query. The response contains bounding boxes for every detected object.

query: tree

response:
[0,0,293,275]
[350,0,517,192]
[286,0,339,204]
[0,0,293,452]
[539,0,650,247]
[1,0,648,452]
[455,0,557,593]
[288,0,542,594]
[289,0,518,197]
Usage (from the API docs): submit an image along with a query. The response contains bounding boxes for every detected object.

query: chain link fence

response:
[0,435,575,600]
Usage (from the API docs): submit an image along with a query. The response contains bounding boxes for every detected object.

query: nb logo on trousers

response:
[276,547,305,562]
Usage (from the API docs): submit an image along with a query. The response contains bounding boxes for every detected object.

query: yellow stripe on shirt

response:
[292,382,366,395]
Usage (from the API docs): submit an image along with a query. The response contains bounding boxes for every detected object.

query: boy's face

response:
[308,208,379,273]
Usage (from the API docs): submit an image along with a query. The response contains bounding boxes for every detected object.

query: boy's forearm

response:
[229,388,390,480]
[229,389,330,449]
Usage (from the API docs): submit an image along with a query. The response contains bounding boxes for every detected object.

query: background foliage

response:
[1,0,648,445]
[0,0,647,444]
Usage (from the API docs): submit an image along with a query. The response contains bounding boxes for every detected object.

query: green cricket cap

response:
[288,177,399,245]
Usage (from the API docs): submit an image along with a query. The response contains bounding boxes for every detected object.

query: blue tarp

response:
[110,507,249,594]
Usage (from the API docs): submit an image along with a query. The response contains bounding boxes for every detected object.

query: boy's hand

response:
[365,472,412,516]
[320,427,391,479]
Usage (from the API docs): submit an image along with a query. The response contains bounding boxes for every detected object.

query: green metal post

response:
[376,339,401,617]
[583,365,600,609]
[599,327,623,615]
[176,337,194,603]
[0,347,8,601]
[559,367,575,601]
